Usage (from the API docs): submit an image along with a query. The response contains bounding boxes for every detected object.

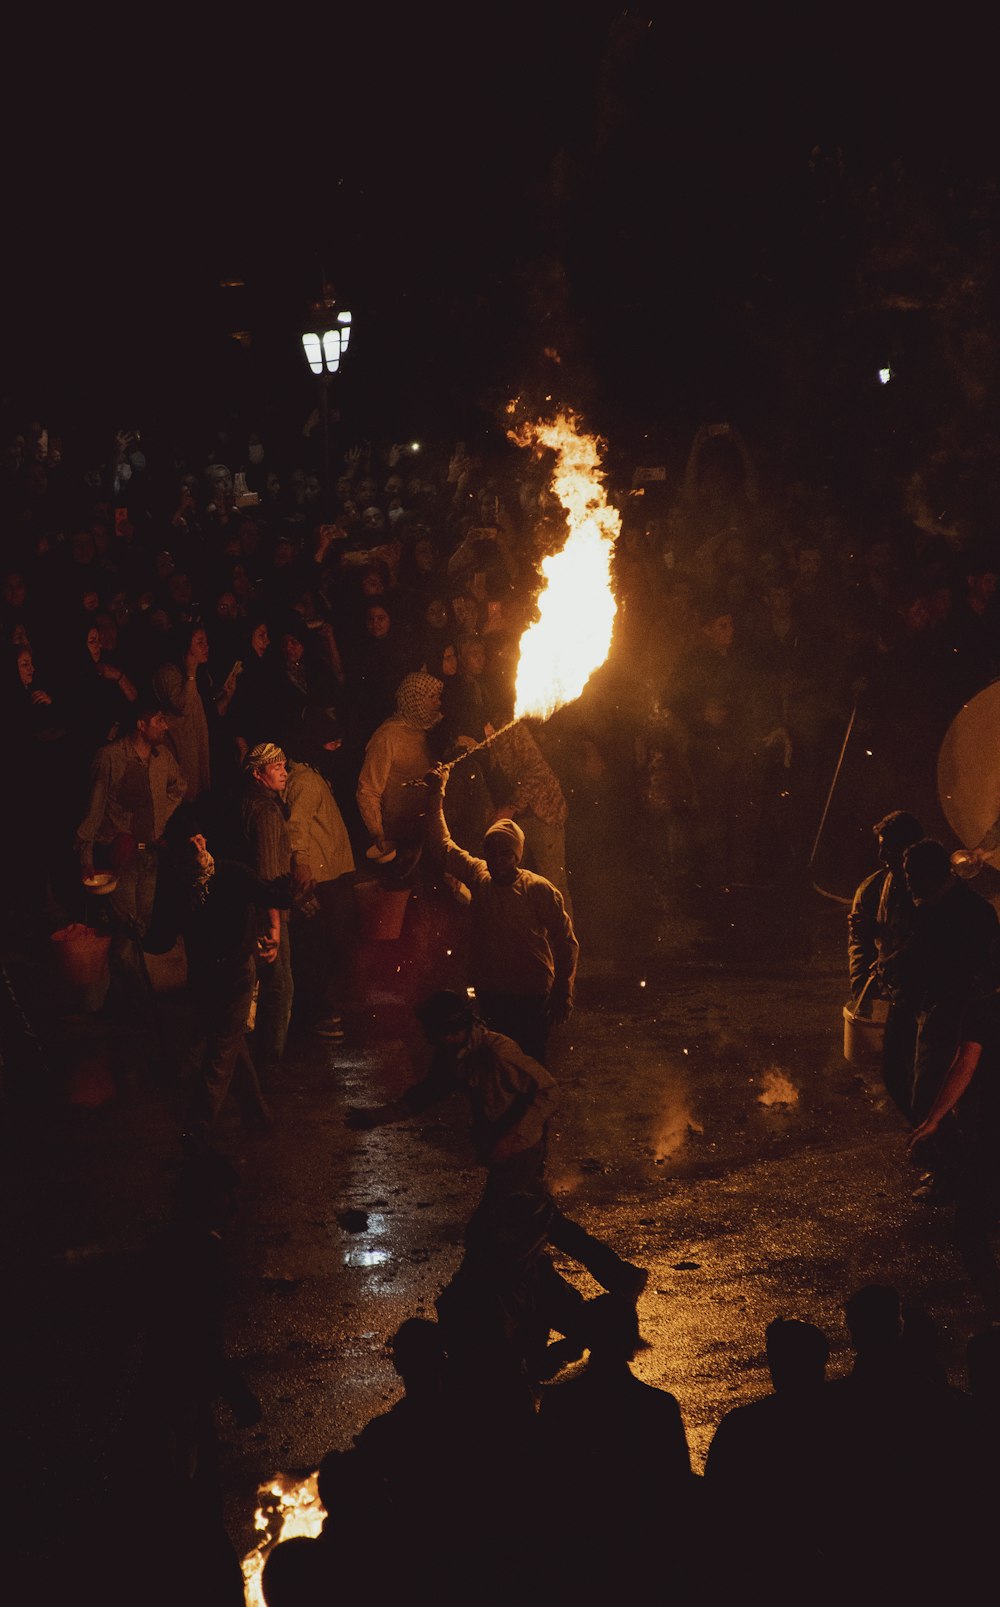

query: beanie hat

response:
[483,818,525,858]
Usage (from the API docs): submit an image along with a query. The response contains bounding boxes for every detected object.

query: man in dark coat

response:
[847,809,924,1118]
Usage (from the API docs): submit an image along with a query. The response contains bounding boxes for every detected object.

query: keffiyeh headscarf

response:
[395,672,443,731]
[245,741,287,773]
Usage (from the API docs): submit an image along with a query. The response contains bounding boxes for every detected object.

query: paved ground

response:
[3,863,994,1582]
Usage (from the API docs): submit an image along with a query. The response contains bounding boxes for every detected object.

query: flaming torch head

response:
[510,411,620,722]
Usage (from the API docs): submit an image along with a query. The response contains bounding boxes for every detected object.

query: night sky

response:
[7,7,997,501]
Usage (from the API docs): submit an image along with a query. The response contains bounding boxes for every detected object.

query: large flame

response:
[242,1470,325,1605]
[509,411,620,722]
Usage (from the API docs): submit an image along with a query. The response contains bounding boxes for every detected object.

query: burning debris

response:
[241,1470,325,1605]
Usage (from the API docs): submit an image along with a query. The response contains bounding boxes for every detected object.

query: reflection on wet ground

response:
[3,873,993,1571]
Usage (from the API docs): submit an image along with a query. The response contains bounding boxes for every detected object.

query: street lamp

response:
[302,282,353,482]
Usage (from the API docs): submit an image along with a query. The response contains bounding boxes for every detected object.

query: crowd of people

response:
[8,415,1000,928]
[6,406,1000,1602]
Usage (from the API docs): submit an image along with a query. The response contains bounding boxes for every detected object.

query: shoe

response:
[912,1175,953,1204]
[614,1263,649,1303]
[313,1015,345,1041]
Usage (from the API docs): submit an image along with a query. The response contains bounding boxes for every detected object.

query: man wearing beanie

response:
[423,765,578,1063]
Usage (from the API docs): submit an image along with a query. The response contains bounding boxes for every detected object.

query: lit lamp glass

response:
[304,311,352,375]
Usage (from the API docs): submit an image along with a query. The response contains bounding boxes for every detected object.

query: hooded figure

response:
[356,672,443,855]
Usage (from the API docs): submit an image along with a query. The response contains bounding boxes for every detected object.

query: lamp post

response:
[301,282,353,485]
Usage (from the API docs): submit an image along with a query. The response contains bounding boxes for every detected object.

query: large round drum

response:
[937,679,1000,854]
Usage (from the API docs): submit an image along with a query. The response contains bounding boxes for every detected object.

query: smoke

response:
[756,1066,799,1107]
[652,1091,704,1162]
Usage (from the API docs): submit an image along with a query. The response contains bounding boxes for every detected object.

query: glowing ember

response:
[242,1470,325,1605]
[509,410,620,721]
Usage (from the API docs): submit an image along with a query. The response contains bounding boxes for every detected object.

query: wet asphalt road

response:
[3,866,993,1570]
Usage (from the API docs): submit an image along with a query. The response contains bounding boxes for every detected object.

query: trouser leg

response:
[252,920,293,1083]
[229,1038,270,1121]
[292,876,354,1021]
[912,1003,965,1126]
[472,1142,642,1296]
[184,961,255,1132]
[545,1204,642,1295]
[108,853,158,1006]
[882,1003,917,1121]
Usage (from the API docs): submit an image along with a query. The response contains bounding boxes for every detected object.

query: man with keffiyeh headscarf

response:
[356,670,443,858]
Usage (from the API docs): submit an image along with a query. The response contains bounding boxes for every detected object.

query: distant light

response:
[639,979,647,988]
[878,366,893,385]
[865,748,873,756]
[219,278,245,288]
[410,441,421,452]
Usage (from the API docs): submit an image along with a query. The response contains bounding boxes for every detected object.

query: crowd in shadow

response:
[263,1274,999,1606]
[90,1145,1000,1606]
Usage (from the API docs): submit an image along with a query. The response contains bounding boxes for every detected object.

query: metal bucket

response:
[51,924,111,987]
[842,995,889,1067]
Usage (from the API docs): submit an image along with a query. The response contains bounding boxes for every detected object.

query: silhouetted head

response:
[873,810,924,875]
[261,1536,329,1606]
[387,1317,448,1390]
[582,1294,651,1363]
[765,1317,830,1392]
[903,839,952,904]
[283,706,341,767]
[416,989,475,1049]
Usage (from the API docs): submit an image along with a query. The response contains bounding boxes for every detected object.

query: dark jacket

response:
[847,868,918,1003]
